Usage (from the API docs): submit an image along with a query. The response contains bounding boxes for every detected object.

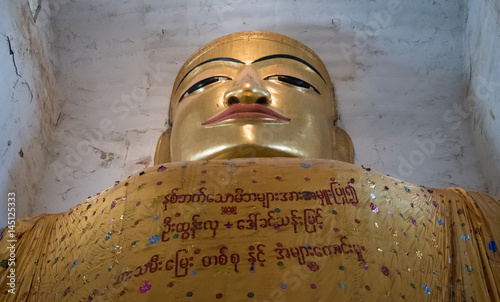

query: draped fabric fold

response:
[1,158,499,301]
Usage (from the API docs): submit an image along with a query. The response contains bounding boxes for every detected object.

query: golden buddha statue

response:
[1,31,499,302]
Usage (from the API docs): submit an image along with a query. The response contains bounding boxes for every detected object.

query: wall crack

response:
[4,35,34,104]
[5,35,21,77]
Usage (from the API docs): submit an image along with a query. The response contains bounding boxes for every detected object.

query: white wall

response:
[465,0,500,197]
[0,0,60,227]
[2,0,498,223]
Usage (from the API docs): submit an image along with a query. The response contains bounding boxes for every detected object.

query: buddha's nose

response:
[224,66,271,106]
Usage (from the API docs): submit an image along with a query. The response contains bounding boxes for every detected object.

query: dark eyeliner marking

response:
[179,76,231,103]
[175,57,244,93]
[264,75,320,94]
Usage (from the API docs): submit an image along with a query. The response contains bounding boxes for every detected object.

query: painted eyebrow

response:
[175,54,326,94]
[252,54,326,83]
[175,57,244,93]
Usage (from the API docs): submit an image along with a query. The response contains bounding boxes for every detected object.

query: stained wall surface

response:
[465,0,500,197]
[0,1,60,227]
[0,0,498,226]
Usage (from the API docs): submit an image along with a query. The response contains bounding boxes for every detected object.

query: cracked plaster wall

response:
[465,0,500,197]
[0,1,61,227]
[2,0,498,222]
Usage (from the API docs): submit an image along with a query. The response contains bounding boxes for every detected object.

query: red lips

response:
[201,104,291,125]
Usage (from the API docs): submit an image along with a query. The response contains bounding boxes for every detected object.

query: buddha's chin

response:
[170,121,333,161]
[182,144,304,161]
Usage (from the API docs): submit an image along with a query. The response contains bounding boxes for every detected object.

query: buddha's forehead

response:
[188,39,317,65]
[172,32,332,91]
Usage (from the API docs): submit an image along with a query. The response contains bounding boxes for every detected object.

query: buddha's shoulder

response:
[142,158,367,176]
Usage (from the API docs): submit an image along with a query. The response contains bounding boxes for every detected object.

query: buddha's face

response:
[169,34,337,161]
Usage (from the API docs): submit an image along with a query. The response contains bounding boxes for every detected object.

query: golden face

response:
[167,32,349,162]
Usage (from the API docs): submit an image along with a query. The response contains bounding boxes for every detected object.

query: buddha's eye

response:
[264,75,320,94]
[179,76,231,102]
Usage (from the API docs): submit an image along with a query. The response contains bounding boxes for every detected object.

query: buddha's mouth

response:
[201,104,291,125]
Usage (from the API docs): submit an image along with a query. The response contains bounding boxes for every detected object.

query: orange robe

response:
[1,158,499,301]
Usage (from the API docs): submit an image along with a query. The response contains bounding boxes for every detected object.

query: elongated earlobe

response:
[154,128,171,165]
[331,127,354,163]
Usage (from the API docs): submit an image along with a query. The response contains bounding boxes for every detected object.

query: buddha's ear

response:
[154,128,171,165]
[331,126,354,163]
